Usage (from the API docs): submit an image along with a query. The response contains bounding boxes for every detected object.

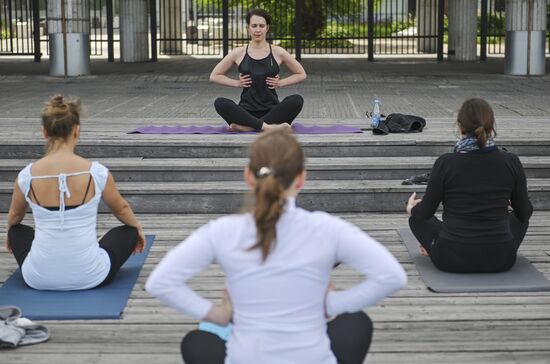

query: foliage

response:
[0,17,10,39]
[479,14,506,35]
[197,0,365,41]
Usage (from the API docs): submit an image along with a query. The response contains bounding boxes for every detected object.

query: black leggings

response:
[8,224,138,287]
[214,94,304,131]
[408,213,529,273]
[181,312,373,364]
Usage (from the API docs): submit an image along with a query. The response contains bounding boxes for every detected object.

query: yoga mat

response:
[0,235,155,320]
[129,122,362,134]
[398,228,550,293]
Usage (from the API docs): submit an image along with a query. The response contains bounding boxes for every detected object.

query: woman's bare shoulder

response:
[226,46,247,65]
[32,154,92,174]
[230,46,247,58]
[272,45,291,56]
[272,45,293,63]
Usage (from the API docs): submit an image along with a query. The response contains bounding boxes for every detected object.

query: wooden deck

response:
[1,211,549,363]
[0,114,550,364]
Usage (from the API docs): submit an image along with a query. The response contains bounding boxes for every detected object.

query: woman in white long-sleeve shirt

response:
[146,129,407,364]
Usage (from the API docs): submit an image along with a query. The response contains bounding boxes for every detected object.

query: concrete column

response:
[448,0,477,61]
[119,0,149,63]
[505,0,547,75]
[416,0,438,53]
[47,0,91,76]
[160,0,182,54]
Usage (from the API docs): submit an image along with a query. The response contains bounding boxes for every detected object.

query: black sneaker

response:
[402,172,430,185]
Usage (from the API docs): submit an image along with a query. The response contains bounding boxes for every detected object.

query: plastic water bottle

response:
[371,97,381,128]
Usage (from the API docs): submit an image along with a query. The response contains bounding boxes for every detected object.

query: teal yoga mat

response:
[0,235,154,320]
[398,228,550,293]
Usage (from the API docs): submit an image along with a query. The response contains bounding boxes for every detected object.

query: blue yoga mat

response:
[0,235,154,320]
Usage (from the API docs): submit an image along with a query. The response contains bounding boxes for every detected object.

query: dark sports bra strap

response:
[81,174,93,204]
[29,174,93,207]
[29,182,41,206]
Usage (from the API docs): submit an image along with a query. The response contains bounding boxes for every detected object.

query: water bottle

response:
[371,96,381,129]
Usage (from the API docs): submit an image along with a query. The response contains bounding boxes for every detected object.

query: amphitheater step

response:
[2,179,549,213]
[1,156,549,182]
[2,137,550,159]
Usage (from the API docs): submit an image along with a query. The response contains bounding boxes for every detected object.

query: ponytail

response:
[250,174,285,260]
[474,126,488,148]
[246,129,304,262]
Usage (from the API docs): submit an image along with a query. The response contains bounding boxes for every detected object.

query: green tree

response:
[198,0,365,41]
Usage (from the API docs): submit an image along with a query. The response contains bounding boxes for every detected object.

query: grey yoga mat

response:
[398,228,550,293]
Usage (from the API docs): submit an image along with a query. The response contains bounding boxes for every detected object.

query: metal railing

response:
[155,0,446,60]
[40,0,115,57]
[2,0,548,61]
[0,0,39,58]
[1,0,114,60]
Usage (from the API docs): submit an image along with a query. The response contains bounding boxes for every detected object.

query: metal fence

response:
[157,0,298,56]
[1,0,113,60]
[2,0,549,61]
[39,0,114,57]
[486,0,505,55]
[0,0,39,57]
[157,0,445,60]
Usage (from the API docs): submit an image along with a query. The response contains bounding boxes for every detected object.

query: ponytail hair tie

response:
[256,166,273,178]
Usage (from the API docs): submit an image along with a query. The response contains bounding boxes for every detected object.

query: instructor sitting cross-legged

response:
[210,8,306,132]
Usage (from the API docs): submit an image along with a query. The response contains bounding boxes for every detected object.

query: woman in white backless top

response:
[5,95,145,290]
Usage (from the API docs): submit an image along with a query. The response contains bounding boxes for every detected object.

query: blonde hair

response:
[42,95,81,151]
[246,129,304,261]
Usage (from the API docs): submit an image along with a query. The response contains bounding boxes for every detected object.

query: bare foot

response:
[261,122,291,131]
[228,123,256,132]
[419,245,429,257]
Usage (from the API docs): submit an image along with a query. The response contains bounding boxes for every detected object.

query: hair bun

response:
[50,95,64,107]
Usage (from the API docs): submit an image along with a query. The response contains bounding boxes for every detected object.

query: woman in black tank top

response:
[210,9,307,132]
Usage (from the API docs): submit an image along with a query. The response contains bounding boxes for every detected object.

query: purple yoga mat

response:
[129,122,362,135]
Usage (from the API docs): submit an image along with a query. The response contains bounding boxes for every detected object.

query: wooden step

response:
[2,179,549,213]
[1,156,549,182]
[3,126,550,159]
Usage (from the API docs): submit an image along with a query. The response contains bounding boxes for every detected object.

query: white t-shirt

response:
[17,161,111,290]
[146,198,407,364]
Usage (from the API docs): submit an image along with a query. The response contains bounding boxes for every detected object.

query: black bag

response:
[373,113,426,135]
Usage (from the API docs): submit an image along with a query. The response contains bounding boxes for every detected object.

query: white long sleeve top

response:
[146,198,407,364]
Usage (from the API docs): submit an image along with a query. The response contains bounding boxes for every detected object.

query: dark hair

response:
[42,95,81,152]
[246,8,271,26]
[247,129,304,261]
[457,98,496,148]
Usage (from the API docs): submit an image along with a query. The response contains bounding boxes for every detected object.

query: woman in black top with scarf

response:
[210,9,306,132]
[406,98,533,273]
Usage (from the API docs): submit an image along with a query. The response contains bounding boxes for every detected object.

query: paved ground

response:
[1,57,549,121]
